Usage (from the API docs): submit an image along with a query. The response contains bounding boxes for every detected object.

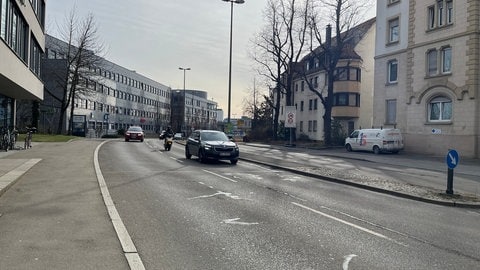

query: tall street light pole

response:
[222,0,244,124]
[179,67,190,134]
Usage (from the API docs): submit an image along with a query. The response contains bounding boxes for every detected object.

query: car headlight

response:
[204,144,212,150]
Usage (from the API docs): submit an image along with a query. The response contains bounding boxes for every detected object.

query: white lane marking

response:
[169,156,183,163]
[188,191,241,200]
[343,254,357,270]
[292,202,393,241]
[94,141,145,270]
[202,169,237,183]
[222,218,259,226]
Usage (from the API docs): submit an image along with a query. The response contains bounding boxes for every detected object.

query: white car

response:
[173,133,183,140]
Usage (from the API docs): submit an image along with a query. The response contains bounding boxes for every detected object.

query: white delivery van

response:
[345,128,404,154]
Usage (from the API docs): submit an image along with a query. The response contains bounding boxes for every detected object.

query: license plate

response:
[219,153,230,156]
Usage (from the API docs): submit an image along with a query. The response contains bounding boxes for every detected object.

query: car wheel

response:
[373,146,381,155]
[345,144,352,152]
[141,139,144,142]
[125,138,129,142]
[230,159,238,165]
[185,146,192,159]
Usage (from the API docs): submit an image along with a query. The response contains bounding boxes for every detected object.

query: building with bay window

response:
[278,18,376,141]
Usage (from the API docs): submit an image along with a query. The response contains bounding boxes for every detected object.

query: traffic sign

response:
[446,149,459,169]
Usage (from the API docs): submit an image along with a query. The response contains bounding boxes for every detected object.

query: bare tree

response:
[251,0,311,140]
[301,0,373,145]
[47,9,104,135]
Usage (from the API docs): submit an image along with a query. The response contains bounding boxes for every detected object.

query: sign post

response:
[284,106,296,147]
[445,149,459,195]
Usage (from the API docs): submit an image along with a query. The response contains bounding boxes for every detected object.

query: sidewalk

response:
[238,142,480,207]
[0,139,129,270]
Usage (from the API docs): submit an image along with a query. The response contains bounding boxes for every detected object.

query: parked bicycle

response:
[9,128,18,150]
[1,127,9,152]
[24,127,36,149]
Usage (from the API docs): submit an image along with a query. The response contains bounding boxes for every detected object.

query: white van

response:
[345,128,404,154]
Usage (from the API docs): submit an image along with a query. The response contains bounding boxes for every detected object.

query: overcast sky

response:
[45,0,270,118]
[45,0,375,119]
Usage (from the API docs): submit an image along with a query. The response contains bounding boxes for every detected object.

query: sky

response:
[45,0,269,119]
[45,0,376,119]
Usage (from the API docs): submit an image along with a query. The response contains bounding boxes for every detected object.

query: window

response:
[438,0,444,26]
[428,0,454,29]
[388,60,398,83]
[386,99,397,124]
[441,47,452,73]
[428,6,435,29]
[313,99,318,110]
[446,0,453,24]
[1,0,29,62]
[308,121,312,132]
[333,93,360,107]
[428,96,452,121]
[300,101,304,111]
[30,35,42,76]
[388,18,399,43]
[427,49,438,76]
[299,121,303,132]
[334,67,361,81]
[313,120,317,132]
[308,99,313,110]
[427,47,452,76]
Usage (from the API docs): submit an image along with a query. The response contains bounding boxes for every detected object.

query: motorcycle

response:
[164,135,173,151]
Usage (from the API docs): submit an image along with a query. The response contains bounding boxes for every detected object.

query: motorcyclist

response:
[164,126,174,138]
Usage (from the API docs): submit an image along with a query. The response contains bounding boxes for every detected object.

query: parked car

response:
[345,128,404,154]
[185,130,239,164]
[124,126,144,142]
[173,133,184,140]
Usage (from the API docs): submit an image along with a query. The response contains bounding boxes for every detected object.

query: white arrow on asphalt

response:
[222,218,259,225]
[343,254,357,270]
[448,153,457,165]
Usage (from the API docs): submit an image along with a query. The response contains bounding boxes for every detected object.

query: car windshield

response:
[128,127,142,132]
[200,132,228,141]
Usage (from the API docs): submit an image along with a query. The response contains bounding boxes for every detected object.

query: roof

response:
[302,17,376,62]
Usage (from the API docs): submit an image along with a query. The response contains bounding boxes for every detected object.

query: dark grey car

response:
[185,130,239,165]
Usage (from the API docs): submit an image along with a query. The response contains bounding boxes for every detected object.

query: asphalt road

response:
[98,139,480,269]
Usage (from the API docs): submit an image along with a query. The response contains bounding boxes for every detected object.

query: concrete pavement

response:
[0,139,130,270]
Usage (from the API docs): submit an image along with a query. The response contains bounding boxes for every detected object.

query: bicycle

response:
[7,128,18,150]
[24,127,36,149]
[0,127,9,152]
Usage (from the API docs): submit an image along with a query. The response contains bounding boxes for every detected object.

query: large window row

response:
[46,48,169,99]
[28,0,45,29]
[427,0,453,30]
[80,77,170,109]
[74,98,165,119]
[1,0,29,62]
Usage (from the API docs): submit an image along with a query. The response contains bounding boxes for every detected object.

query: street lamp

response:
[179,67,190,133]
[222,0,244,124]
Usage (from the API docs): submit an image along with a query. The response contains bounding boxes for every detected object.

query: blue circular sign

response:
[446,149,459,169]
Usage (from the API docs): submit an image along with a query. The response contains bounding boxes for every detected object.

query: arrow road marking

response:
[343,254,357,270]
[188,191,241,200]
[222,218,259,226]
